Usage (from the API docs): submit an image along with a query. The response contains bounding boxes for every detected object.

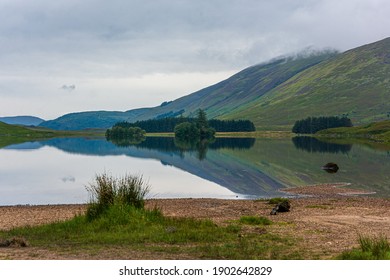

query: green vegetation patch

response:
[239,216,273,226]
[317,120,390,143]
[85,172,150,220]
[338,234,390,260]
[0,121,104,148]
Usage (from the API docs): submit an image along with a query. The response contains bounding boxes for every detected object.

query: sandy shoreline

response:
[1,184,390,259]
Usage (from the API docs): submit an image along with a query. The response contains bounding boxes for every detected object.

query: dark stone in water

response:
[322,162,339,173]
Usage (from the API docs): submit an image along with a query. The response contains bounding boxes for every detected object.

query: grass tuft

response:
[85,172,150,220]
[338,234,390,260]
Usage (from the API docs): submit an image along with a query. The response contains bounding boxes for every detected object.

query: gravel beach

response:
[1,184,389,259]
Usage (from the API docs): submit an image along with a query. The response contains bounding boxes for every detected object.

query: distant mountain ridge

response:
[0,116,44,126]
[40,37,390,131]
[40,108,148,131]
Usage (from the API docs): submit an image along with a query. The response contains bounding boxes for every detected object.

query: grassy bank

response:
[0,121,104,148]
[316,120,390,143]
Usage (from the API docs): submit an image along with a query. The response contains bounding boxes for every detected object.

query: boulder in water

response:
[322,162,339,173]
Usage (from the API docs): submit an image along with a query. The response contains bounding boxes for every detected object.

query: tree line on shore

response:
[105,110,221,159]
[292,116,353,134]
[112,115,255,133]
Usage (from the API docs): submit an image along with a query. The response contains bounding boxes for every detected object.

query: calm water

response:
[1,136,389,205]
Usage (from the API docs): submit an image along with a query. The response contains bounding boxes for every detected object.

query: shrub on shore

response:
[85,172,150,220]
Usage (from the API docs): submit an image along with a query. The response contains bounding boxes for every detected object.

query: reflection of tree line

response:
[108,137,256,159]
[292,136,352,154]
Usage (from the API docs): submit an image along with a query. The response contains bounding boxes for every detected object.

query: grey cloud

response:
[61,85,76,91]
[61,175,76,183]
[1,0,389,118]
[2,0,390,76]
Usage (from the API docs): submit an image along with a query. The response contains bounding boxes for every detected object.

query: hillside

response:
[40,108,149,130]
[40,52,336,130]
[0,121,49,137]
[131,51,337,121]
[0,116,44,126]
[40,37,390,131]
[225,37,390,130]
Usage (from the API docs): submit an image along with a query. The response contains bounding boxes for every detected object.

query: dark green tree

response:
[174,122,199,141]
[196,109,215,139]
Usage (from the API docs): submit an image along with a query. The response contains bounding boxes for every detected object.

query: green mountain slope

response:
[40,52,335,130]
[41,108,150,130]
[41,37,390,131]
[225,37,390,130]
[133,51,337,121]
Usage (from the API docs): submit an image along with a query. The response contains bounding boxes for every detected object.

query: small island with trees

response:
[174,109,215,141]
[105,126,146,146]
[105,109,253,158]
[110,114,255,134]
[106,109,255,144]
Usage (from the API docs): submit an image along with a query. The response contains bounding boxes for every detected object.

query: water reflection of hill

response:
[7,137,282,197]
[221,138,390,196]
[292,136,352,154]
[6,136,390,197]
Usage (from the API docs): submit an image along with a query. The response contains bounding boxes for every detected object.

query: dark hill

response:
[0,116,44,126]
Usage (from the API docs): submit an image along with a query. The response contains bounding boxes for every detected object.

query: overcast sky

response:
[1,0,389,120]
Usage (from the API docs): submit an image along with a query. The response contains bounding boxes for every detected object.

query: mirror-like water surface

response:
[1,137,389,205]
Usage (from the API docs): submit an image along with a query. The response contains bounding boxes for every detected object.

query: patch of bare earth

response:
[1,184,389,259]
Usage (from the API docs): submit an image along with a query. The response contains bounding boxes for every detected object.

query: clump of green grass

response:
[338,234,390,260]
[268,197,290,205]
[85,172,150,220]
[239,216,272,226]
